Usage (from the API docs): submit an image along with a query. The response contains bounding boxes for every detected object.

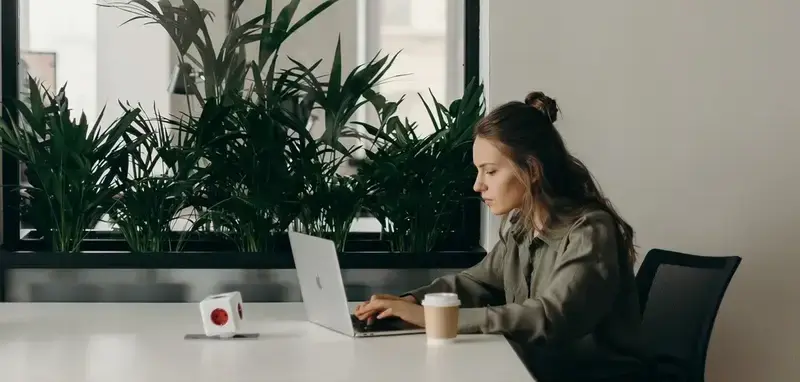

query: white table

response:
[0,303,535,382]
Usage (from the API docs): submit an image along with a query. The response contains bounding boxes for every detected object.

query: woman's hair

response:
[474,91,637,265]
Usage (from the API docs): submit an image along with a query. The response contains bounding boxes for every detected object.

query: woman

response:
[354,92,645,382]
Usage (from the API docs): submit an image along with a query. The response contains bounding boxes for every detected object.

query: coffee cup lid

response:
[421,293,460,307]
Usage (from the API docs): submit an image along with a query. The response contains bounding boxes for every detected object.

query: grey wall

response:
[5,268,457,303]
[480,1,800,381]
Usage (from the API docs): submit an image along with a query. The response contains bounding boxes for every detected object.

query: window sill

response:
[0,247,487,270]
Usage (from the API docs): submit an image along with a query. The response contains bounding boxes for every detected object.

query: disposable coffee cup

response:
[421,293,461,345]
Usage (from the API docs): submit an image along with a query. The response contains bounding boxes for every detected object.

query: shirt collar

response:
[537,225,570,247]
[508,211,570,248]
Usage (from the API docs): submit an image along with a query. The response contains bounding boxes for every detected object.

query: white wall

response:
[480,1,800,381]
[96,3,171,125]
[18,0,29,48]
[21,0,172,126]
[25,0,98,121]
[239,0,360,76]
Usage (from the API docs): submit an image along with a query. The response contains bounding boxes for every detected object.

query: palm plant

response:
[104,0,341,251]
[0,77,140,252]
[354,79,486,253]
[107,105,198,252]
[176,95,309,252]
[289,138,364,251]
[284,37,399,250]
[110,0,400,251]
[309,174,366,251]
[103,0,339,104]
[0,0,486,256]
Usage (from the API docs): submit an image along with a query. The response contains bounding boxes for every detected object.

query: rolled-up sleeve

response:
[456,217,621,344]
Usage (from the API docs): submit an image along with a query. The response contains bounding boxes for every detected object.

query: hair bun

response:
[524,91,559,123]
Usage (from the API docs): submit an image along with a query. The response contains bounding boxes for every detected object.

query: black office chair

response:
[636,249,741,382]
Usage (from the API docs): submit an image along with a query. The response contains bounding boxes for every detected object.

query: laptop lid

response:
[288,231,355,336]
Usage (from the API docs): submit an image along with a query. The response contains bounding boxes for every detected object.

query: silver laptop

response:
[288,231,425,337]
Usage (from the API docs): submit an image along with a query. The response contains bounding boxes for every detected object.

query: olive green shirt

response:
[405,210,644,381]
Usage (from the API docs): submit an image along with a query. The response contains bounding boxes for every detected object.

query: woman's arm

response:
[402,238,508,307]
[457,217,621,344]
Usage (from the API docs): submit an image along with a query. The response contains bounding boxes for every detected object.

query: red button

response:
[210,308,229,326]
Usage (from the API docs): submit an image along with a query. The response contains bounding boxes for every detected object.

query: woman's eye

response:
[486,170,496,175]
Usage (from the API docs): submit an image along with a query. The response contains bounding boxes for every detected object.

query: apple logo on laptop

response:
[315,275,323,289]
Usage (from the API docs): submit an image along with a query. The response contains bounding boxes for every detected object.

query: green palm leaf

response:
[0,76,141,252]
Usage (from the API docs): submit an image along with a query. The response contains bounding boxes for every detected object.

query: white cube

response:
[199,291,244,338]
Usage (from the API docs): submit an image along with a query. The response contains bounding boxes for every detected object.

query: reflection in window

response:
[349,0,464,232]
[17,0,181,233]
[11,0,465,236]
[380,0,412,27]
[367,0,464,137]
[21,0,99,121]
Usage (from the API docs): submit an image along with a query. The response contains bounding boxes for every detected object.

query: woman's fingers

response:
[354,294,402,320]
[377,307,394,319]
[356,309,377,320]
[360,299,399,321]
[354,296,383,316]
[353,303,365,317]
[355,300,377,313]
[371,294,400,301]
[354,300,385,320]
[354,306,373,320]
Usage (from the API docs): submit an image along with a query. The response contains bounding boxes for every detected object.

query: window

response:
[18,0,176,126]
[1,0,479,251]
[347,0,466,233]
[363,0,464,137]
[11,0,203,237]
[22,0,96,123]
[379,0,412,28]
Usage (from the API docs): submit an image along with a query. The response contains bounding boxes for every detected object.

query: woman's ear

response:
[526,157,542,184]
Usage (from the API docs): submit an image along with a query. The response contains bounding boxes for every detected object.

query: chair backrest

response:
[636,249,741,382]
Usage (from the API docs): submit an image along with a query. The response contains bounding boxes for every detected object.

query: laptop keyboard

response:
[350,314,417,332]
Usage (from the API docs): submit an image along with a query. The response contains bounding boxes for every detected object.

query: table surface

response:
[0,302,535,382]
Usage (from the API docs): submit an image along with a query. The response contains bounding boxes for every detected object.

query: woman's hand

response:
[354,294,424,327]
[354,294,416,318]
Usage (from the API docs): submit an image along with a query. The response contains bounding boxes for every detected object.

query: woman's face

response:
[472,136,526,215]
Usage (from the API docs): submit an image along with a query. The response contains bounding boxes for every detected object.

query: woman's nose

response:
[473,178,485,193]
